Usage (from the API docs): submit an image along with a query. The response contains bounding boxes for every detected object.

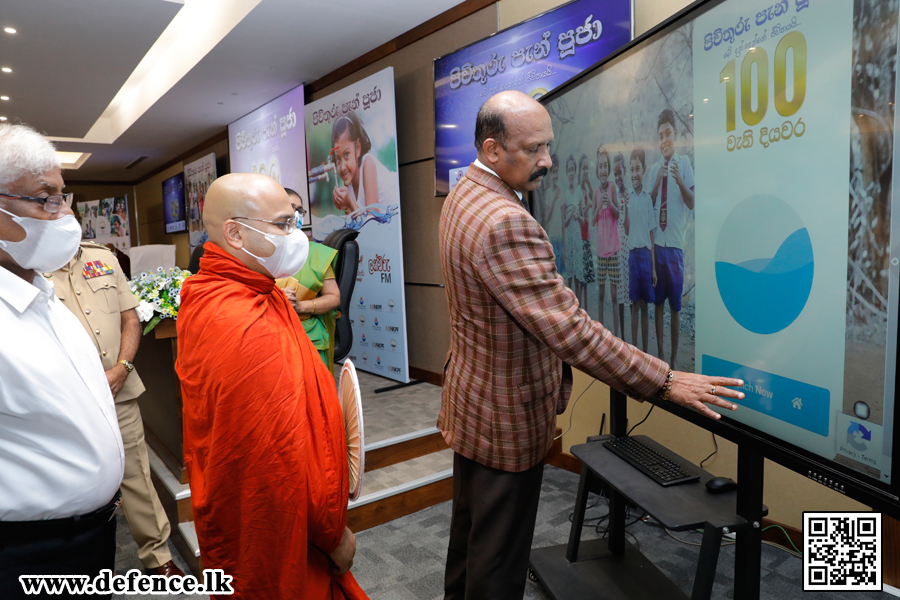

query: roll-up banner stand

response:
[305,67,410,383]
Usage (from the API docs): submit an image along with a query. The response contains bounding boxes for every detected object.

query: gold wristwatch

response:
[117,359,135,373]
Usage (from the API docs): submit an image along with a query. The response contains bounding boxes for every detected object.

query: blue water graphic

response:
[312,203,400,242]
[715,228,813,334]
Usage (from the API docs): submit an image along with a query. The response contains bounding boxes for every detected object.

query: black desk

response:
[530,435,766,600]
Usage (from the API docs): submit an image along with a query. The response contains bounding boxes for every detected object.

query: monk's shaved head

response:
[474,90,553,192]
[203,173,295,275]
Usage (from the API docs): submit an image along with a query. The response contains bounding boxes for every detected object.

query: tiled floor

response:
[335,363,443,443]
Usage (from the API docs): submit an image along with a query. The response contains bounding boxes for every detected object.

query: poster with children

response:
[185,153,217,255]
[304,67,410,383]
[79,196,131,253]
[540,24,696,371]
[80,200,98,240]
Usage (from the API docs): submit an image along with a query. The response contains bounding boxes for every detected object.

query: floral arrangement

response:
[129,267,192,334]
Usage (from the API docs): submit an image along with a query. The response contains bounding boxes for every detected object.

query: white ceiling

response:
[0,0,467,182]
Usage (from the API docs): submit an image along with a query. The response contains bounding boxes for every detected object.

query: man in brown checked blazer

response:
[438,90,745,600]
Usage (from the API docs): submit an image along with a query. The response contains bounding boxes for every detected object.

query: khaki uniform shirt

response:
[49,243,146,403]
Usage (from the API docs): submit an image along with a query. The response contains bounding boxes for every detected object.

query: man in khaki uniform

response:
[50,241,184,578]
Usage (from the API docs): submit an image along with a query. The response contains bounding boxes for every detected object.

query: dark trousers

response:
[444,452,544,600]
[0,494,119,599]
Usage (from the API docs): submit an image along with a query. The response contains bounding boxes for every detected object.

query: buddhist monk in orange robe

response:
[176,173,368,599]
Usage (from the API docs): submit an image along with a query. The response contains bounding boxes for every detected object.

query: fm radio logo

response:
[376,357,381,365]
[369,253,392,283]
[390,339,397,350]
[388,299,395,311]
[358,296,365,307]
[387,325,399,333]
[390,366,402,373]
[370,304,383,311]
[374,317,379,327]
[362,352,368,363]
[359,315,366,325]
[373,342,385,349]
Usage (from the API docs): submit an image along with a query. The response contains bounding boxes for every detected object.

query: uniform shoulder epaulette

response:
[80,241,110,250]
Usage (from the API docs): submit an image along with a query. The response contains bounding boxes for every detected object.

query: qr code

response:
[803,512,882,591]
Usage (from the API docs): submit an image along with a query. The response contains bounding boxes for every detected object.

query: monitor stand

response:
[529,389,766,600]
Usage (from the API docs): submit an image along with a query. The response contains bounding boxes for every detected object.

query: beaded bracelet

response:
[660,370,675,401]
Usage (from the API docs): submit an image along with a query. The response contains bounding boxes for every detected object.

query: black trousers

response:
[444,452,544,600]
[0,493,119,599]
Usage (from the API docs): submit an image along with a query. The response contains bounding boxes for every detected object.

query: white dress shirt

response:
[0,267,124,520]
[473,159,524,201]
[649,153,695,250]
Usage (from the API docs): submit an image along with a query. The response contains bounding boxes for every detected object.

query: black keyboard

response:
[603,436,700,487]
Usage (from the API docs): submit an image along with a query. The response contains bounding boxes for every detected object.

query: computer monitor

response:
[536,0,900,514]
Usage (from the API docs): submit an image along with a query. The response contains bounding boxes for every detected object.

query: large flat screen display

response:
[434,0,632,195]
[538,0,900,509]
[162,172,186,234]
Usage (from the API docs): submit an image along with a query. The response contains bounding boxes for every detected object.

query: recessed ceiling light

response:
[55,151,92,169]
[0,96,8,101]
[4,28,16,34]
[0,117,7,121]
[1,68,10,73]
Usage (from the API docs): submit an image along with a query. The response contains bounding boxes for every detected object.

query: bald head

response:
[474,91,545,152]
[203,173,295,275]
[474,91,554,193]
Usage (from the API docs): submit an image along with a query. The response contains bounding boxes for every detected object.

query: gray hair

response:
[0,123,62,191]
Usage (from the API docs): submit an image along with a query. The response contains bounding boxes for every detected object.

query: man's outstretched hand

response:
[667,372,744,419]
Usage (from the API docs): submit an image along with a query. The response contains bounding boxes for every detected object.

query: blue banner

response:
[433,0,632,195]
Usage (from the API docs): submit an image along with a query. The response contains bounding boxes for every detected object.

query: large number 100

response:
[719,31,807,131]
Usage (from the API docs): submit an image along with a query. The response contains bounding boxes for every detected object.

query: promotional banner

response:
[433,0,633,195]
[539,0,899,483]
[228,84,309,217]
[79,197,131,253]
[305,67,409,383]
[162,173,186,234]
[185,152,217,254]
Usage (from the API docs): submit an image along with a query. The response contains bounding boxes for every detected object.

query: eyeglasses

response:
[0,192,74,214]
[232,211,300,235]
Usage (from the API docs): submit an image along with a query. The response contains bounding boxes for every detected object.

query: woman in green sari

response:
[277,189,342,370]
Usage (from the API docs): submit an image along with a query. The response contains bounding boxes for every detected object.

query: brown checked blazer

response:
[438,165,670,472]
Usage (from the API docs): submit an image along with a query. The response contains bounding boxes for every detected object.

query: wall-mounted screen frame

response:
[536,0,900,515]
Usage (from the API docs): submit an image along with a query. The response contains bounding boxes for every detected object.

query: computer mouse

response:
[705,476,738,494]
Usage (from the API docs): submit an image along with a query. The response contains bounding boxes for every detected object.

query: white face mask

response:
[0,207,82,272]
[236,221,309,279]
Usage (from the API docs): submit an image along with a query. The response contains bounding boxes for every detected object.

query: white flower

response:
[175,290,181,306]
[136,300,155,322]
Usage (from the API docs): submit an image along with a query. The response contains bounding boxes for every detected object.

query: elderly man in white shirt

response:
[0,123,124,597]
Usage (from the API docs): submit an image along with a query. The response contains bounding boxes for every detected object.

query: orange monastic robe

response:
[176,242,368,600]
